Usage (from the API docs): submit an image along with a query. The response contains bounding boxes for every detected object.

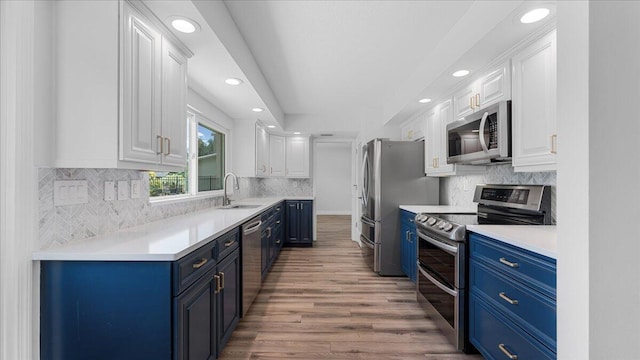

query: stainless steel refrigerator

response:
[360,139,439,275]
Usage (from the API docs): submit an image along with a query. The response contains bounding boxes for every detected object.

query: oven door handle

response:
[418,265,458,297]
[417,232,458,255]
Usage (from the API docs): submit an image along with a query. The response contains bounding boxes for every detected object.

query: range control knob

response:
[443,223,453,232]
[439,221,450,230]
[416,214,427,222]
[436,220,445,228]
[427,218,437,226]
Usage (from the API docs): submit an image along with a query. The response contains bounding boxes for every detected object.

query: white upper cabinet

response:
[269,135,286,177]
[452,62,511,121]
[285,137,310,177]
[53,1,192,170]
[255,124,269,176]
[401,116,425,141]
[512,30,557,172]
[424,99,486,177]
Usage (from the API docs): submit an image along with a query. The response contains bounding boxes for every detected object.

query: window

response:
[150,109,228,199]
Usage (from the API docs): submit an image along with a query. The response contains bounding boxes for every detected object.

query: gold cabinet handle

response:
[276,220,281,224]
[224,240,236,248]
[276,239,281,244]
[476,93,480,109]
[220,271,225,290]
[470,96,474,110]
[551,134,557,154]
[164,137,171,155]
[213,274,221,293]
[499,257,519,268]
[498,344,518,360]
[499,292,519,305]
[156,135,163,154]
[192,258,208,269]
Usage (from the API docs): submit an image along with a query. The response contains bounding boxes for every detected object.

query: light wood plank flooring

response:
[219,215,483,360]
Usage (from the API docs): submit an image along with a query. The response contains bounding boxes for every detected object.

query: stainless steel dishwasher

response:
[241,215,262,316]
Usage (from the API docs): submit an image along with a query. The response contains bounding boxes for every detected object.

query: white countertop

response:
[467,225,557,259]
[399,205,478,214]
[32,197,313,262]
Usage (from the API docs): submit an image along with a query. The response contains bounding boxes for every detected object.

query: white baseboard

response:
[316,210,352,215]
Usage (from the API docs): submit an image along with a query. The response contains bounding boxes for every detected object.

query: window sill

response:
[149,190,225,207]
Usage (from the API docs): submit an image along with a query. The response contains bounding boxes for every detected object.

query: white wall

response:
[558,2,640,359]
[314,141,353,215]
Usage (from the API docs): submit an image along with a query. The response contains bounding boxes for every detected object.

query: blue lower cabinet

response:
[469,232,557,359]
[284,200,313,246]
[217,248,240,355]
[399,210,417,283]
[41,227,242,360]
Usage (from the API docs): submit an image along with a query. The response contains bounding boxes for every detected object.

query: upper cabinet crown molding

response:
[50,0,192,171]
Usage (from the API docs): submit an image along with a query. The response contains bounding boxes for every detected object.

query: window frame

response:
[149,106,229,204]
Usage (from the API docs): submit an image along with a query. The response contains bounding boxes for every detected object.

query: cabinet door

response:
[121,4,162,164]
[453,83,476,120]
[161,37,188,168]
[433,100,456,175]
[400,222,411,279]
[176,269,216,360]
[217,250,240,354]
[479,64,511,108]
[512,30,557,172]
[285,137,310,177]
[255,124,269,176]
[424,109,439,174]
[285,201,300,243]
[299,201,313,242]
[269,135,286,177]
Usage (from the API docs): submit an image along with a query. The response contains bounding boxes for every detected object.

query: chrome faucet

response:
[222,172,239,206]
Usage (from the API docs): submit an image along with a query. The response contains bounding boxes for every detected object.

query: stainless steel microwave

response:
[446,100,511,165]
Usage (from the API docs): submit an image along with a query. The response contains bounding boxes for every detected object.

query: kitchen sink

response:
[221,204,262,209]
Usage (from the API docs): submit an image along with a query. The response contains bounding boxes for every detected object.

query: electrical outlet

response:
[104,181,116,201]
[54,180,88,206]
[118,180,129,200]
[131,180,141,199]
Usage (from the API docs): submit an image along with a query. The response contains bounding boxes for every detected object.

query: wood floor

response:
[219,215,483,360]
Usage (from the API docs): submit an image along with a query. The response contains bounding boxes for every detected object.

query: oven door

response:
[417,231,464,289]
[446,101,510,165]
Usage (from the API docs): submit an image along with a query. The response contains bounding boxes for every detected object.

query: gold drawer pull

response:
[220,271,225,290]
[276,239,281,244]
[192,258,208,269]
[225,240,236,248]
[213,274,221,293]
[498,343,518,359]
[499,257,519,268]
[276,220,281,224]
[499,292,519,305]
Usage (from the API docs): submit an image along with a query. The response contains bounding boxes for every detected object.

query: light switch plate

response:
[118,180,128,200]
[104,181,116,201]
[54,180,88,206]
[131,180,141,199]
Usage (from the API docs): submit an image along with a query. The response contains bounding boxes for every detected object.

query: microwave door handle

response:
[478,111,490,153]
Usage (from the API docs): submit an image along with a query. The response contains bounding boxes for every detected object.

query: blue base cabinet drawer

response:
[469,232,557,359]
[470,259,556,350]
[469,294,556,360]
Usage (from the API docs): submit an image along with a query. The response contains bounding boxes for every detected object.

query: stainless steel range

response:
[414,184,552,353]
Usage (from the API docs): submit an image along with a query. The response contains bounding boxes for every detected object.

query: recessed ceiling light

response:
[419,98,432,104]
[267,125,276,129]
[225,78,243,86]
[452,70,470,77]
[520,8,550,24]
[252,108,264,113]
[293,132,301,135]
[170,18,200,34]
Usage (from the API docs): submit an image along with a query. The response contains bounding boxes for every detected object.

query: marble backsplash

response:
[39,168,313,248]
[439,164,557,223]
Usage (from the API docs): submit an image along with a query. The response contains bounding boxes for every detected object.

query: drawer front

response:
[174,240,217,296]
[470,294,556,360]
[400,210,416,227]
[470,233,556,298]
[218,228,240,261]
[471,259,556,350]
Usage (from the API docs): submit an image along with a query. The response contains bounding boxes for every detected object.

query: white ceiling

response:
[146,0,556,134]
